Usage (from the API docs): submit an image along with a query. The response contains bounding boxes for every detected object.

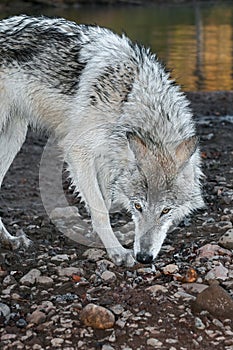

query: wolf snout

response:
[136,252,153,264]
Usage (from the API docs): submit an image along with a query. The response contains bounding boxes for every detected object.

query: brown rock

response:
[80,303,115,329]
[191,281,233,321]
[27,310,46,325]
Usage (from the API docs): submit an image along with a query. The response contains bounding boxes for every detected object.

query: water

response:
[1,2,233,91]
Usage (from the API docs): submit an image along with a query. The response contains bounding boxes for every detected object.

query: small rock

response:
[217,221,233,230]
[101,271,116,282]
[146,284,168,295]
[80,303,115,329]
[0,302,10,318]
[195,317,205,330]
[102,345,115,350]
[16,318,28,328]
[51,338,64,347]
[183,283,208,294]
[83,248,106,262]
[51,254,69,263]
[219,228,233,250]
[57,266,84,277]
[20,268,41,286]
[27,310,46,325]
[196,244,232,260]
[191,282,233,321]
[146,338,163,347]
[205,263,228,281]
[2,275,17,287]
[163,264,178,274]
[37,276,54,287]
[1,333,17,341]
[110,304,125,315]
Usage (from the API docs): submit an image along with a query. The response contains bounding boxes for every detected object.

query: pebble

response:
[219,228,233,250]
[205,263,228,281]
[51,254,69,263]
[80,303,115,329]
[57,266,84,277]
[37,276,54,287]
[83,248,106,262]
[27,310,47,325]
[195,317,206,330]
[16,318,28,328]
[147,338,163,347]
[162,264,179,274]
[51,338,64,346]
[102,345,115,350]
[191,282,233,321]
[146,284,168,295]
[196,243,232,260]
[1,333,17,341]
[182,283,208,294]
[101,270,116,282]
[20,268,41,286]
[110,304,125,315]
[0,302,10,318]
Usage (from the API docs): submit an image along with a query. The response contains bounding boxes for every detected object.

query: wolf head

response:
[112,130,204,264]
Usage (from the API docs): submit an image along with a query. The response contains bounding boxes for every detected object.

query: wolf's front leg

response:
[66,153,135,267]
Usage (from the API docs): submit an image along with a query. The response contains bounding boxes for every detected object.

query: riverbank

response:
[0,91,232,349]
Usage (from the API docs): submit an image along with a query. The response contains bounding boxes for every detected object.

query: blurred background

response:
[1,0,233,92]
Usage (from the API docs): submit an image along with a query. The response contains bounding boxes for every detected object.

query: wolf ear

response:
[126,132,148,163]
[175,136,198,167]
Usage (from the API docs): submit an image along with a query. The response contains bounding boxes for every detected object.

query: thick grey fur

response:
[0,15,204,265]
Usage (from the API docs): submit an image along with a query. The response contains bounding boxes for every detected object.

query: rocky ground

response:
[0,91,233,350]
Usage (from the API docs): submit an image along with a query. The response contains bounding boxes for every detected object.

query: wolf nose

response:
[136,252,153,264]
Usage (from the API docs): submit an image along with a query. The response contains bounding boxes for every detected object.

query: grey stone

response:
[0,302,10,317]
[219,229,233,250]
[20,268,41,286]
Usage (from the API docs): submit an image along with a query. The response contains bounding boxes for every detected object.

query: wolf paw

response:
[108,247,135,267]
[1,230,32,250]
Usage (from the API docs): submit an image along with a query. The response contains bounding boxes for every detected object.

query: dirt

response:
[0,91,233,350]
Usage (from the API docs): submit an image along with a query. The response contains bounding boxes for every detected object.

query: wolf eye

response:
[134,202,142,212]
[160,207,171,216]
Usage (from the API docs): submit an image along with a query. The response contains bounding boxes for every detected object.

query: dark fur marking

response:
[0,19,87,95]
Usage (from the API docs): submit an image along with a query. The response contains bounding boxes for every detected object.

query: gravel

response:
[0,92,233,349]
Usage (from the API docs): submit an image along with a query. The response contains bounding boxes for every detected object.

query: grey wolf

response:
[0,15,204,265]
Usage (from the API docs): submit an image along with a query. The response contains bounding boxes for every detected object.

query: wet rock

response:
[182,283,208,294]
[110,304,125,315]
[1,333,17,341]
[205,263,228,281]
[37,276,54,287]
[51,338,64,347]
[16,318,28,328]
[20,268,41,286]
[191,281,233,321]
[147,338,163,347]
[162,264,178,274]
[2,274,17,287]
[27,310,47,325]
[146,284,168,295]
[83,248,106,262]
[80,303,115,329]
[101,270,116,282]
[196,243,232,260]
[216,221,232,231]
[57,266,84,277]
[219,228,233,250]
[0,302,10,318]
[51,254,69,263]
[102,345,115,350]
[195,317,206,330]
